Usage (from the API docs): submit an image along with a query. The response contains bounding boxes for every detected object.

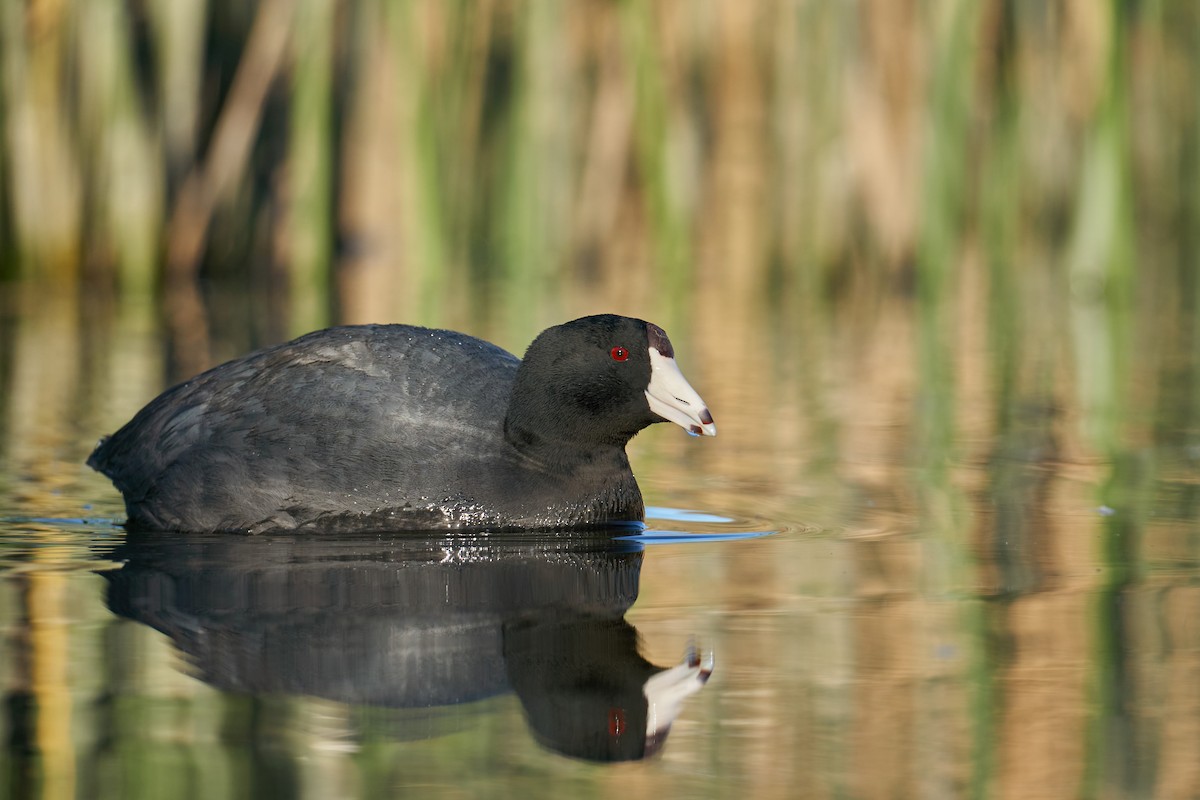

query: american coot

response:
[89,315,716,533]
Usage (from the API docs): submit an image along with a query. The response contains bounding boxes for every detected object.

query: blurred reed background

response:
[3,1,1195,370]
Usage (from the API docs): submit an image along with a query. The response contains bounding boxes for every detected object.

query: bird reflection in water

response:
[101,531,712,762]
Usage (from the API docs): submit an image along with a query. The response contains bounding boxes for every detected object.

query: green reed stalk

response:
[388,1,449,327]
[1075,6,1141,795]
[623,2,691,312]
[496,2,575,341]
[288,0,334,335]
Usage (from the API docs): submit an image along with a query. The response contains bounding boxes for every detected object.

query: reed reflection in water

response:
[0,269,1198,797]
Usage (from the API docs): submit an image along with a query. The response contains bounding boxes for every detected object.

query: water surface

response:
[1,294,1198,800]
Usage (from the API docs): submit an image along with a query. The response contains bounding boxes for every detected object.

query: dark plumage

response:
[88,315,715,533]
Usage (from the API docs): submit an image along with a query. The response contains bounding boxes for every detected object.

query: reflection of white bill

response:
[644,644,715,740]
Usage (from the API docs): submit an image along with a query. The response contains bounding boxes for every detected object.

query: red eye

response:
[610,346,629,362]
[608,707,626,737]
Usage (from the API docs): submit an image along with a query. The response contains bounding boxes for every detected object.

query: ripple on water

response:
[0,506,783,556]
[632,506,780,544]
[0,516,125,568]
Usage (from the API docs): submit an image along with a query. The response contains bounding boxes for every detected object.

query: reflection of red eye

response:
[608,707,626,737]
[611,347,629,362]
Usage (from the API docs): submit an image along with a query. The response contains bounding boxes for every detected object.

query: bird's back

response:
[89,324,521,532]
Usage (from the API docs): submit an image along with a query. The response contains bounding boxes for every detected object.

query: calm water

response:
[1,290,1198,800]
